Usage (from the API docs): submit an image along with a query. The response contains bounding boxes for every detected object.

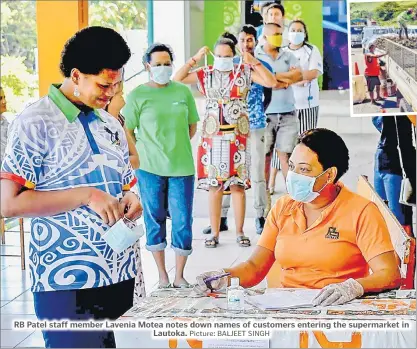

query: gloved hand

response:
[195,269,228,293]
[312,278,364,307]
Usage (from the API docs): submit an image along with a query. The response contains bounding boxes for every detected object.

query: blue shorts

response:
[136,169,194,256]
[33,278,134,348]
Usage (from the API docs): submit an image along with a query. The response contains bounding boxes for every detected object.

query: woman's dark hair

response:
[220,32,238,46]
[267,3,285,16]
[214,38,236,56]
[239,24,257,39]
[289,19,310,45]
[142,43,174,66]
[297,128,349,183]
[260,1,275,15]
[60,26,131,77]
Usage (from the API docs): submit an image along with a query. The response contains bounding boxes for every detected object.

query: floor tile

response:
[0,287,27,301]
[1,301,35,315]
[1,315,37,330]
[15,330,45,348]
[0,330,34,348]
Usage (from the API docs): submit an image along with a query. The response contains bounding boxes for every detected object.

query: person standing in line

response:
[256,1,276,39]
[256,23,301,206]
[285,20,323,134]
[123,43,199,289]
[364,42,387,105]
[265,3,289,47]
[173,37,278,248]
[1,27,142,348]
[372,115,416,229]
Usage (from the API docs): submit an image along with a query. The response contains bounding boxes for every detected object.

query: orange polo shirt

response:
[258,183,394,289]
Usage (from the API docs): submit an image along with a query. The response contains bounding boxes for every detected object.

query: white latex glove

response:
[195,269,228,293]
[312,278,364,307]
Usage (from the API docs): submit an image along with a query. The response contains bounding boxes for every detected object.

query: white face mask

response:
[149,66,173,85]
[213,57,234,72]
[289,32,305,46]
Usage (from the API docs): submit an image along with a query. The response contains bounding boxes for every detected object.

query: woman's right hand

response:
[193,46,210,62]
[83,188,123,226]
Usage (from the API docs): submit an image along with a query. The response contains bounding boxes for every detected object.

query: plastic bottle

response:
[227,277,245,313]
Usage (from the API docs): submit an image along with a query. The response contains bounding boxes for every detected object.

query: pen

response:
[203,272,231,291]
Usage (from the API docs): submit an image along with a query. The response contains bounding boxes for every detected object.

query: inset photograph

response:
[348,0,417,116]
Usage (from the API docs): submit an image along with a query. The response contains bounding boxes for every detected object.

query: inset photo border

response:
[347,0,417,117]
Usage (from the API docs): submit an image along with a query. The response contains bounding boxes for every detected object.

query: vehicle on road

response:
[362,26,396,51]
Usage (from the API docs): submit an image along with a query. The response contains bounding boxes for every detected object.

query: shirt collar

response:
[257,46,285,61]
[48,84,103,123]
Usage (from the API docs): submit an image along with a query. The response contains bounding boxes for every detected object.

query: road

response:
[351,47,400,115]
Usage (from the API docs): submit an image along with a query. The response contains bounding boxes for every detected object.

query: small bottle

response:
[227,277,245,313]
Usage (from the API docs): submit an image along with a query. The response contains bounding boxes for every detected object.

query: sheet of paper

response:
[204,339,269,348]
[246,289,321,310]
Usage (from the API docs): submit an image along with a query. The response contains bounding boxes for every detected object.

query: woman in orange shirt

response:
[196,128,400,306]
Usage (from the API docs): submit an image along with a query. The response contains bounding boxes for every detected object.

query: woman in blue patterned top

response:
[0,27,142,348]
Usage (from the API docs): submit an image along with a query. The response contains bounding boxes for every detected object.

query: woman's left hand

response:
[120,192,143,220]
[312,278,364,307]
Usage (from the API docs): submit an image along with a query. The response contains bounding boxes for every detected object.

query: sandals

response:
[173,282,194,289]
[157,282,172,289]
[205,235,219,248]
[236,235,251,247]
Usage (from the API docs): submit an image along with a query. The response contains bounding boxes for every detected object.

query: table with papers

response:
[118,288,416,348]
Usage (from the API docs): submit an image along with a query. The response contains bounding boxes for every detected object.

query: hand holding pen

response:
[195,270,231,293]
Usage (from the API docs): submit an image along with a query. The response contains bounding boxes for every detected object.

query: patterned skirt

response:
[197,129,251,194]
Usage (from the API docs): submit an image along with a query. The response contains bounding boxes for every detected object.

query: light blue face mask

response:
[286,170,329,203]
[289,32,305,46]
[150,66,173,85]
[101,217,144,254]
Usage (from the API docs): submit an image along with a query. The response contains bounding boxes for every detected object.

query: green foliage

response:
[89,0,147,31]
[0,55,38,113]
[375,1,402,21]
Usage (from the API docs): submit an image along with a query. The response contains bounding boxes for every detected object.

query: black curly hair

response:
[60,26,131,77]
[297,128,350,183]
[142,43,175,66]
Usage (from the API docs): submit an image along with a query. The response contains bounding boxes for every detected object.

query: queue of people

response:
[0,2,412,348]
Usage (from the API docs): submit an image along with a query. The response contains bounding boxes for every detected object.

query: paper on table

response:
[204,339,269,348]
[246,289,321,310]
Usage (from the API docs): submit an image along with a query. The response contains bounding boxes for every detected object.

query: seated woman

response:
[196,128,401,306]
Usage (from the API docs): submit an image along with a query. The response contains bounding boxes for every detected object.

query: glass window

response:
[88,0,148,95]
[1,0,39,117]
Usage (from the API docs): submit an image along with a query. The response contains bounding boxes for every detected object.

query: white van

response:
[361,26,396,50]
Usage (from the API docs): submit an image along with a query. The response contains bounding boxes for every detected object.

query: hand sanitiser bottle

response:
[227,277,244,313]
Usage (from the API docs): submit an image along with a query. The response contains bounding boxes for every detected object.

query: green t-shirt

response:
[123,81,200,177]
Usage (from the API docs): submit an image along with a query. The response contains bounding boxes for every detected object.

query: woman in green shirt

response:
[123,43,200,289]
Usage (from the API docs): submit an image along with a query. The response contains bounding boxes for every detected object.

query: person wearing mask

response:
[105,82,140,169]
[123,43,199,289]
[196,128,400,306]
[256,1,276,39]
[265,3,289,47]
[364,42,387,105]
[0,27,142,348]
[372,115,416,228]
[173,38,278,248]
[285,20,323,134]
[256,23,301,204]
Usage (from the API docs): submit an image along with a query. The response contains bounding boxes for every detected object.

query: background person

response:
[0,26,142,348]
[285,20,323,134]
[123,43,199,289]
[196,129,401,306]
[173,37,277,248]
[397,8,417,40]
[265,3,289,47]
[364,42,387,105]
[256,1,275,39]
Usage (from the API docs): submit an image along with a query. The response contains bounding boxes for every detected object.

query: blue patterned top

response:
[233,57,272,130]
[1,85,137,292]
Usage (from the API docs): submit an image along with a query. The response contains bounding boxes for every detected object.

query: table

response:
[119,289,416,348]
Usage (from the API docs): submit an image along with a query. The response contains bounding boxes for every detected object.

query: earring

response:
[73,87,80,97]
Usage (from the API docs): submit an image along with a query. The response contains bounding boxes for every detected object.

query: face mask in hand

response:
[265,34,283,48]
[289,32,305,46]
[150,66,173,85]
[286,170,329,203]
[213,57,234,72]
[101,216,144,254]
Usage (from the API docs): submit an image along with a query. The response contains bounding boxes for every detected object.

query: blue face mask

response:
[101,217,144,254]
[288,32,305,46]
[150,66,173,85]
[286,170,329,203]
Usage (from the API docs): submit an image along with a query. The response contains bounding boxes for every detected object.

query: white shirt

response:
[284,44,323,110]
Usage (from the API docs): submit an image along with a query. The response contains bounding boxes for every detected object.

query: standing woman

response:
[173,38,277,248]
[0,27,142,348]
[123,43,200,289]
[286,20,323,134]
